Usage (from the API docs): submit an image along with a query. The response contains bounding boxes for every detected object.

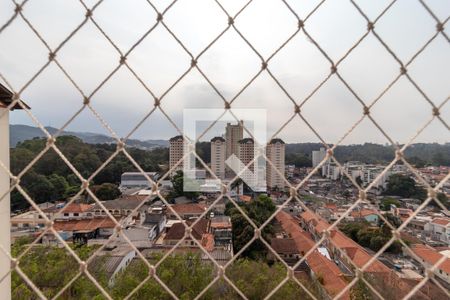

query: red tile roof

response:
[53,217,115,232]
[276,211,349,299]
[61,203,93,213]
[298,210,435,299]
[350,209,378,218]
[431,218,450,226]
[410,244,450,274]
[239,195,252,203]
[170,203,206,215]
[271,238,299,255]
[201,233,215,252]
[164,218,209,241]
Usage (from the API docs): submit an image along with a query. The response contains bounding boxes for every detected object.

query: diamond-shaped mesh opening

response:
[1,0,449,299]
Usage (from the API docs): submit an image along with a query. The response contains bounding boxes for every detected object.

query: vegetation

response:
[340,221,402,254]
[384,174,427,200]
[169,170,200,200]
[11,241,317,300]
[284,143,450,167]
[90,183,121,201]
[379,197,401,211]
[10,136,168,211]
[225,194,276,260]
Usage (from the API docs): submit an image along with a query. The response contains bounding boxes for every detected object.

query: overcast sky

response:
[1,0,449,144]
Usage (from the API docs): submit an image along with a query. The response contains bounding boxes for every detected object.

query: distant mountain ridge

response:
[9,124,169,149]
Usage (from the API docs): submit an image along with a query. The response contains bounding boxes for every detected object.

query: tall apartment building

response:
[225,121,243,159]
[312,147,327,168]
[210,137,226,179]
[225,121,243,178]
[169,135,184,175]
[266,138,286,189]
[238,138,255,187]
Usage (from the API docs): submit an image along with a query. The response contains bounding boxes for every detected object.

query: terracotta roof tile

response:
[53,217,115,232]
[410,244,450,274]
[431,218,450,226]
[61,203,93,213]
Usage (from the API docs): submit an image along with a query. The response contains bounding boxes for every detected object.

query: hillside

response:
[10,124,168,149]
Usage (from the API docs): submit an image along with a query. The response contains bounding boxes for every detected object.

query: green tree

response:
[380,197,400,211]
[170,170,199,200]
[384,174,426,200]
[226,194,276,259]
[47,174,69,200]
[26,173,55,203]
[91,183,121,200]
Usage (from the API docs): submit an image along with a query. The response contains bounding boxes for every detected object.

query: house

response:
[163,218,210,247]
[298,209,445,300]
[408,244,450,285]
[89,245,136,287]
[10,210,46,230]
[350,209,379,225]
[91,195,149,219]
[141,210,166,241]
[424,218,450,246]
[46,217,116,244]
[275,211,350,299]
[392,207,414,223]
[210,216,232,248]
[53,203,93,220]
[270,238,300,265]
[167,203,206,220]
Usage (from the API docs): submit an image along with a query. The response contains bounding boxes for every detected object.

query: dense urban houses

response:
[296,209,448,299]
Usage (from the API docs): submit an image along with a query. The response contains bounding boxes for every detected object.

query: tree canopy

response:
[10,136,168,211]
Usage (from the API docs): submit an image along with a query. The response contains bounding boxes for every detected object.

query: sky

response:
[0,0,449,145]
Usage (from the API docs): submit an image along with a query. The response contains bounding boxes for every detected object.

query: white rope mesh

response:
[0,0,448,299]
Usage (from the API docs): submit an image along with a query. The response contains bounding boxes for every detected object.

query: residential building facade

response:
[169,135,184,175]
[210,136,226,179]
[266,138,285,189]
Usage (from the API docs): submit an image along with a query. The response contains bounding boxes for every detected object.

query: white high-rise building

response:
[312,147,327,168]
[169,135,184,175]
[210,137,226,179]
[266,138,286,189]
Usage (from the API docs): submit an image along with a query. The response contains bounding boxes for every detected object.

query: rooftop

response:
[164,218,209,241]
[270,238,298,255]
[431,218,450,226]
[0,83,29,110]
[53,217,115,232]
[410,244,450,274]
[210,136,225,142]
[170,203,206,215]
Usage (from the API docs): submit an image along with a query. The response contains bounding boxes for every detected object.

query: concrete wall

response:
[0,107,10,299]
